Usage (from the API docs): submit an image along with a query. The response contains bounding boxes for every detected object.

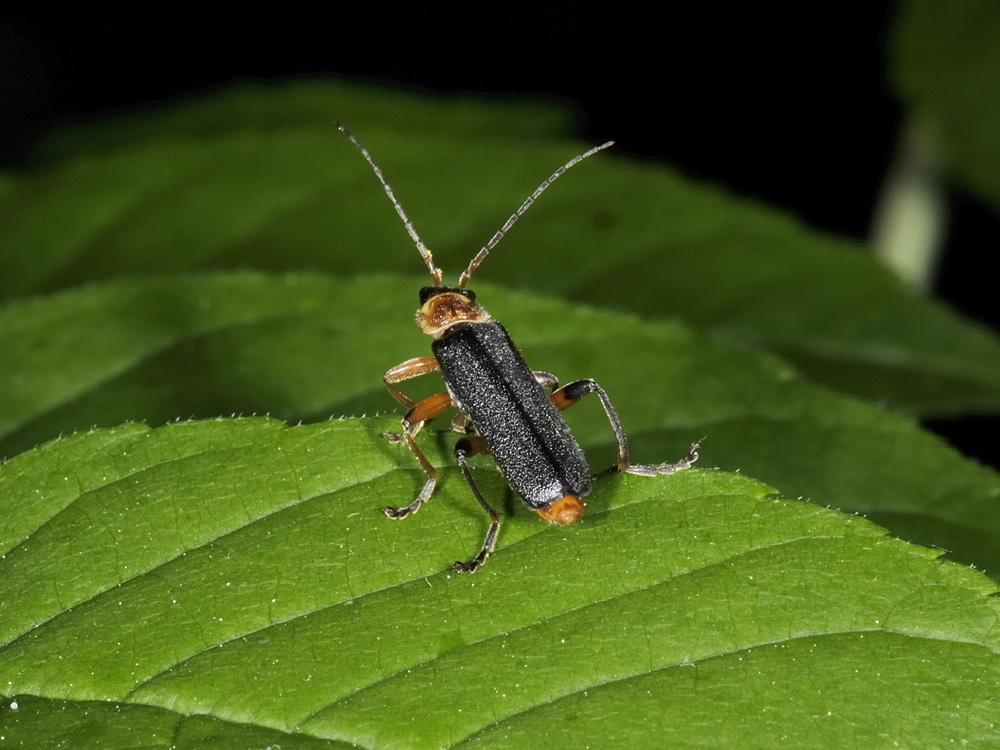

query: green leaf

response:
[1,273,998,578]
[3,74,1000,748]
[1,79,999,414]
[2,418,999,748]
[26,78,573,166]
[892,0,1000,211]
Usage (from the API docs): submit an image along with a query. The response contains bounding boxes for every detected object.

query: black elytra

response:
[432,320,592,508]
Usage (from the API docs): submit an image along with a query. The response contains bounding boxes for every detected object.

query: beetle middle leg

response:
[382,356,451,519]
[551,379,700,475]
[451,435,500,574]
[382,390,455,520]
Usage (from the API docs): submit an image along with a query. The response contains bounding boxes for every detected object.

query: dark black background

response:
[2,4,997,466]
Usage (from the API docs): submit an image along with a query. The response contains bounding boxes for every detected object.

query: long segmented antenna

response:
[335,122,443,285]
[458,140,614,288]
[337,122,613,288]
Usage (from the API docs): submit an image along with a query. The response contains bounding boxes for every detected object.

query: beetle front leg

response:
[382,356,441,442]
[383,391,454,520]
[383,357,441,410]
[551,379,700,475]
[452,435,500,574]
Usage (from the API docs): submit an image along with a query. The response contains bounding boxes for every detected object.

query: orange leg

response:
[383,390,454,519]
[383,357,440,409]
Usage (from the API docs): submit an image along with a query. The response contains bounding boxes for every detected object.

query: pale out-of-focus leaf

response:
[1,80,998,414]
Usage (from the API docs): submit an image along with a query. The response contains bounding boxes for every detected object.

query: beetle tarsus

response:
[453,550,489,574]
[622,442,700,476]
[383,501,419,519]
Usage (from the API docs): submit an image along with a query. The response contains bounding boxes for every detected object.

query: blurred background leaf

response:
[2,80,999,418]
[892,0,1000,211]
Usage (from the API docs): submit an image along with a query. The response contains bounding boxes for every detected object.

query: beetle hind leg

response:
[451,435,500,574]
[551,378,699,476]
[622,441,700,476]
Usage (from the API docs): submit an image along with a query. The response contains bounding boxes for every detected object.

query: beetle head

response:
[416,287,490,338]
